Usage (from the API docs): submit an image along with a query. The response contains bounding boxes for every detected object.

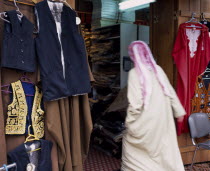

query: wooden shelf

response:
[104,36,120,40]
[93,24,120,31]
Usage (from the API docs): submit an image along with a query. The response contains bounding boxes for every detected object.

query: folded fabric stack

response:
[81,25,92,56]
[90,24,121,105]
[92,117,125,159]
[91,87,128,159]
[91,0,135,28]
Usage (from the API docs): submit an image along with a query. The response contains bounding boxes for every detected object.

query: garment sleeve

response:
[169,83,186,118]
[126,69,143,125]
[158,66,186,118]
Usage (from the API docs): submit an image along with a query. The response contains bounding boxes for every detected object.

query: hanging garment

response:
[35,0,91,101]
[191,75,210,116]
[172,23,210,134]
[5,80,44,138]
[0,1,94,170]
[8,139,52,171]
[201,21,210,31]
[1,10,36,72]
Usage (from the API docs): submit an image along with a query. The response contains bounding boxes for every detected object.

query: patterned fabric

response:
[191,75,210,117]
[5,80,44,138]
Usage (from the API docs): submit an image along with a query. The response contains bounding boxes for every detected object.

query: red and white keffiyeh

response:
[129,41,171,109]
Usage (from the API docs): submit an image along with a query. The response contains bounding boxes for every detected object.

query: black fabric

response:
[35,1,91,101]
[1,10,36,72]
[8,139,52,171]
[201,21,210,32]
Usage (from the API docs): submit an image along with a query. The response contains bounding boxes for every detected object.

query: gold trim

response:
[32,87,45,138]
[5,81,45,138]
[5,80,27,134]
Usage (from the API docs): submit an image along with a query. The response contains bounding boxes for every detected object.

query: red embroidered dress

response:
[172,23,210,135]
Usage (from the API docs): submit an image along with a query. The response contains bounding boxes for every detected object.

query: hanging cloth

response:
[8,139,52,171]
[35,0,91,101]
[5,80,44,138]
[201,21,210,31]
[172,22,210,135]
[191,75,210,116]
[1,10,36,72]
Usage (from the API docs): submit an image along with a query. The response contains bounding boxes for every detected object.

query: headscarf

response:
[128,41,171,109]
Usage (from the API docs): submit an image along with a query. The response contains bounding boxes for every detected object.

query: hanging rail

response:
[5,0,92,14]
[6,0,34,6]
[0,163,17,171]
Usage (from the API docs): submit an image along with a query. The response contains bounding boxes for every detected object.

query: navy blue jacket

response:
[1,10,36,72]
[35,1,91,101]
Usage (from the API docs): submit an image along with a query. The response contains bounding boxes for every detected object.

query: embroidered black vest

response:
[5,80,44,138]
[35,1,91,101]
[1,10,36,72]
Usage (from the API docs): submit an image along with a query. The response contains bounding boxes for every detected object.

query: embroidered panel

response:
[5,81,27,134]
[5,80,45,138]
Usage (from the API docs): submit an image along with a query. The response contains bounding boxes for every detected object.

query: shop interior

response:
[0,0,210,171]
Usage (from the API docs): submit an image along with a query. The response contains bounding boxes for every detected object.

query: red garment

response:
[172,23,210,135]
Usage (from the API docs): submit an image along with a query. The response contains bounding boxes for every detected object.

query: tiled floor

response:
[185,163,210,171]
[84,148,121,171]
[84,148,210,171]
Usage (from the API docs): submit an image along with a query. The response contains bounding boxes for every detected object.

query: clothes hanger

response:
[185,12,203,28]
[0,0,24,23]
[13,0,24,18]
[0,163,17,171]
[0,12,10,23]
[25,125,41,153]
[48,0,73,10]
[201,13,208,23]
[1,73,35,96]
[20,73,34,85]
[24,125,40,143]
[47,0,81,24]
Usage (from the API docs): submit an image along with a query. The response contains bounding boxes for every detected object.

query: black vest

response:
[8,140,52,171]
[35,1,91,101]
[1,10,36,72]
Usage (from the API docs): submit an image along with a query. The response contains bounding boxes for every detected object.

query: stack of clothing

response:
[90,28,120,65]
[91,0,135,28]
[92,115,125,159]
[91,87,128,159]
[81,25,92,57]
[93,71,119,88]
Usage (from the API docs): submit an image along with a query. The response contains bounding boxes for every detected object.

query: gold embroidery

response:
[32,87,44,138]
[5,80,45,138]
[5,81,27,134]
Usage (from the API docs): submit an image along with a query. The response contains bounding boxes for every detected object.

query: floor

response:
[185,163,210,171]
[84,148,121,171]
[84,148,210,171]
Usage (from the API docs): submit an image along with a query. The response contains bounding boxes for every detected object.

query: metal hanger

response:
[20,72,34,85]
[201,13,208,23]
[48,0,73,10]
[185,12,203,28]
[14,0,24,18]
[0,12,10,23]
[0,0,24,23]
[0,163,17,171]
